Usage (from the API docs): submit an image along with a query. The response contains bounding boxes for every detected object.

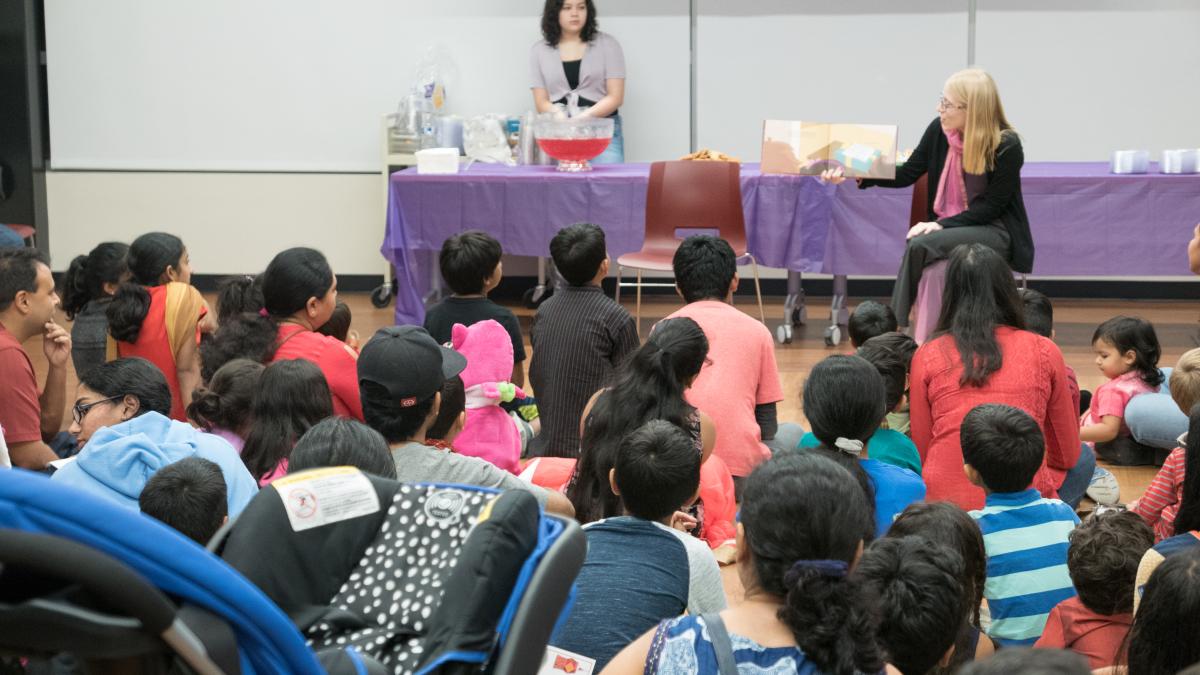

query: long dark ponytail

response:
[567,317,708,523]
[934,243,1026,386]
[61,242,129,320]
[199,248,334,378]
[106,233,186,343]
[741,452,882,675]
[802,354,884,540]
[240,359,334,482]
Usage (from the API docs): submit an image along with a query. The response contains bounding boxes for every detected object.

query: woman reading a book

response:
[823,68,1032,330]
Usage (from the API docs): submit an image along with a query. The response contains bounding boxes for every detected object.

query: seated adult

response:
[910,244,1081,510]
[53,357,258,516]
[664,235,801,490]
[0,248,71,469]
[357,326,574,517]
[201,247,362,420]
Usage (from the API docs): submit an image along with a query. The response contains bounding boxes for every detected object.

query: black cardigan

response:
[860,117,1034,273]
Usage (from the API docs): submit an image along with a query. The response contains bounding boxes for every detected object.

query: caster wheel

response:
[522,288,537,308]
[793,306,808,327]
[823,325,842,347]
[775,323,793,345]
[370,284,393,308]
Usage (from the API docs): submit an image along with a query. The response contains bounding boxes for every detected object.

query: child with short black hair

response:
[962,403,1079,646]
[314,301,359,350]
[139,457,228,545]
[423,230,526,387]
[551,419,724,670]
[853,331,921,472]
[855,535,967,675]
[424,374,466,451]
[848,300,898,348]
[888,501,996,669]
[289,417,396,479]
[529,223,637,457]
[1034,510,1153,669]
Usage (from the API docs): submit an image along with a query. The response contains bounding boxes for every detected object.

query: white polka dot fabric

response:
[304,484,493,674]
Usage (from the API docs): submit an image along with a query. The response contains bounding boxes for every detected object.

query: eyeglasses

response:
[72,395,122,425]
[937,96,967,112]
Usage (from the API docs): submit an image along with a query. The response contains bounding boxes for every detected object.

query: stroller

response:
[0,467,585,674]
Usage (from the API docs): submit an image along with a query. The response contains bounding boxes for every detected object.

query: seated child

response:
[1080,316,1163,451]
[862,331,918,437]
[806,331,921,473]
[423,230,526,388]
[799,354,925,538]
[1034,510,1154,670]
[856,536,967,675]
[551,420,725,670]
[963,403,1079,646]
[1130,348,1200,540]
[1020,289,1086,414]
[187,357,263,453]
[139,456,228,545]
[314,301,360,350]
[424,375,466,451]
[529,223,638,457]
[290,417,397,479]
[848,300,898,348]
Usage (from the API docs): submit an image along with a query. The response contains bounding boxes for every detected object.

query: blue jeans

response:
[593,114,624,164]
[1057,443,1096,509]
[1125,369,1187,449]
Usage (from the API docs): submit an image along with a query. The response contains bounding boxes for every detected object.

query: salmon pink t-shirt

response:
[272,324,363,421]
[666,301,784,478]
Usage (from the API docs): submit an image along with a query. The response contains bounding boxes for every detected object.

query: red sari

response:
[110,283,206,422]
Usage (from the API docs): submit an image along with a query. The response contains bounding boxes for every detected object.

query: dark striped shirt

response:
[528,285,638,457]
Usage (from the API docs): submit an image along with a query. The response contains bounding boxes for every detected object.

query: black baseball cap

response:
[357,325,467,407]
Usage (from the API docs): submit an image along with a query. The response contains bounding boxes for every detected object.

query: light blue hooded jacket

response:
[51,412,258,516]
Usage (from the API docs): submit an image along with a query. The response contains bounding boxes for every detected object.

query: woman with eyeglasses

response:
[823,68,1032,331]
[54,357,258,516]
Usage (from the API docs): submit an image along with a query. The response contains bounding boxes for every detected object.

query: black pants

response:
[892,224,1011,326]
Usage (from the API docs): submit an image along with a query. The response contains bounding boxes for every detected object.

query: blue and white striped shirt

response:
[970,488,1079,646]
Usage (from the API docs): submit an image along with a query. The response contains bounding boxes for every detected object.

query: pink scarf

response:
[934,127,968,219]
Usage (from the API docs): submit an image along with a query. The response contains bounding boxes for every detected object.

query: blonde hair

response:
[1170,348,1200,415]
[945,68,1015,175]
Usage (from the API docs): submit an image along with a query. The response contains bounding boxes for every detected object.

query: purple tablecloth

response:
[383,162,1200,325]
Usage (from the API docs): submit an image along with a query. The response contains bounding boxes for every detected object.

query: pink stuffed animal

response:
[450,320,525,473]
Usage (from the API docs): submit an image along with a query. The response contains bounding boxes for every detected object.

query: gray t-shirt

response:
[529,31,625,106]
[390,442,549,506]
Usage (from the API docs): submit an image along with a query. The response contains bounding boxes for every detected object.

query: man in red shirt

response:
[0,249,72,469]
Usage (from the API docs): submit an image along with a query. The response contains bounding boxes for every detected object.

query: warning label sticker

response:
[273,466,381,532]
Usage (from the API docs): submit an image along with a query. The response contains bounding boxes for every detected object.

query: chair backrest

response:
[645,161,748,256]
[0,468,324,675]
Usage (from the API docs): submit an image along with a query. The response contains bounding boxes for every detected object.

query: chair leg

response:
[751,257,765,324]
[635,269,643,338]
[615,265,623,304]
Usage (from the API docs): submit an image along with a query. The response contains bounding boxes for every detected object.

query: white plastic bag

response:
[464,115,514,165]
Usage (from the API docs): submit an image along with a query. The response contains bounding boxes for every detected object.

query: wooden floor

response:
[33,291,1194,603]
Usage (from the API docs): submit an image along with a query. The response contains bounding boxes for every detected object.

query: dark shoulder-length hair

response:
[541,0,598,45]
[934,243,1025,387]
